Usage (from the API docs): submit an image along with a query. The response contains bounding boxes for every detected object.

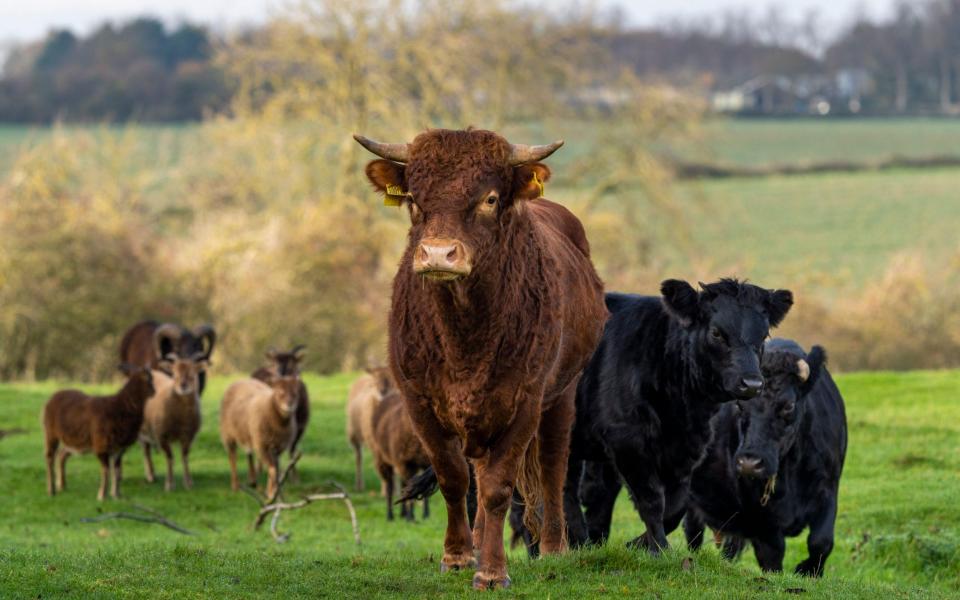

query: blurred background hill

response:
[1,0,959,380]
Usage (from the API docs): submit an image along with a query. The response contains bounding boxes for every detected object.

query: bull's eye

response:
[486,194,497,206]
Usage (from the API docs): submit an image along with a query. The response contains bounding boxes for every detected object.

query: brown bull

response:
[356,128,607,590]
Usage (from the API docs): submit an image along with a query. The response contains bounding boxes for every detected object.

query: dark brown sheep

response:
[43,365,155,501]
[370,389,430,521]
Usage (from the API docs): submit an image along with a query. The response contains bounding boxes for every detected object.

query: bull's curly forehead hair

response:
[405,129,513,199]
[702,278,775,306]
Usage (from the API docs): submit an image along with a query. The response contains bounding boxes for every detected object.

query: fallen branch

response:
[81,505,193,535]
[251,480,361,546]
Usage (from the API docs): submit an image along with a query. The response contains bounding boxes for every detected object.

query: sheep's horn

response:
[796,359,810,382]
[154,324,183,360]
[353,134,409,162]
[508,140,563,165]
[192,324,216,359]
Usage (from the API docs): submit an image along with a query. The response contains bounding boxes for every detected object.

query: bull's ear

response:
[365,160,407,202]
[661,279,700,327]
[765,289,793,327]
[800,345,827,395]
[512,163,551,201]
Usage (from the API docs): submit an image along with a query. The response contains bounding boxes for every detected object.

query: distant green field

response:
[673,118,960,167]
[0,371,957,598]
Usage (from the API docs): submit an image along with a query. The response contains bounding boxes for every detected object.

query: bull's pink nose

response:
[414,238,470,276]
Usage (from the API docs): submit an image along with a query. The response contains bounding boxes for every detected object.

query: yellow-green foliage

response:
[0,0,703,379]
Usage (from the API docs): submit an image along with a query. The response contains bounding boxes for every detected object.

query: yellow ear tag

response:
[532,171,545,198]
[384,184,408,207]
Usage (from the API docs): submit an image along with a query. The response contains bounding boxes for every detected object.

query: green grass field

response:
[1,371,957,598]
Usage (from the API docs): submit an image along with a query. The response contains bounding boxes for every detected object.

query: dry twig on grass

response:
[245,453,361,545]
[80,504,194,535]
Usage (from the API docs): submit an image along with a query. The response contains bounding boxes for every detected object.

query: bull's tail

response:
[397,466,439,503]
[514,435,543,542]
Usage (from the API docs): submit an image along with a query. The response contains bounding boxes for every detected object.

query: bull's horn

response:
[353,134,409,162]
[154,324,183,360]
[796,359,810,382]
[508,140,564,165]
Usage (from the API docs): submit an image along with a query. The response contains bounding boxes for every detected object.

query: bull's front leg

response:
[404,397,475,574]
[472,401,540,590]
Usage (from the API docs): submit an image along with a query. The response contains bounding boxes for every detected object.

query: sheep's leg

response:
[181,440,193,490]
[352,443,364,492]
[247,453,258,488]
[58,450,70,492]
[423,493,430,520]
[97,454,110,501]
[110,453,123,498]
[227,443,239,492]
[160,441,175,492]
[142,441,156,483]
[376,461,394,521]
[45,438,58,496]
[265,454,280,499]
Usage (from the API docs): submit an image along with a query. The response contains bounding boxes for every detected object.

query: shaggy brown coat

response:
[359,128,608,589]
[139,355,207,491]
[370,389,431,521]
[220,376,300,498]
[43,365,155,500]
[345,367,395,492]
[252,346,310,466]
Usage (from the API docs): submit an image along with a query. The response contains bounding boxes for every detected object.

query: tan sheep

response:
[139,353,207,491]
[345,367,395,492]
[220,375,300,498]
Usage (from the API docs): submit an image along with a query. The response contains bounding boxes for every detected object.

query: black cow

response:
[567,279,793,552]
[684,339,847,577]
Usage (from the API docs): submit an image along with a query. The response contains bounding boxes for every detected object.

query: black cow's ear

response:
[365,159,408,204]
[800,345,827,395]
[512,163,551,201]
[661,279,700,327]
[765,289,793,327]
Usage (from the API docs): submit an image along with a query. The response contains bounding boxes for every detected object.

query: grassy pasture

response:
[0,371,957,598]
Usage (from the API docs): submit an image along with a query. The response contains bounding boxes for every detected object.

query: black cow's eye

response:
[780,402,795,417]
[710,327,724,341]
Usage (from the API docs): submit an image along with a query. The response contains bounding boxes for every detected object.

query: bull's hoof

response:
[440,554,477,574]
[626,534,666,555]
[794,560,824,578]
[472,571,511,590]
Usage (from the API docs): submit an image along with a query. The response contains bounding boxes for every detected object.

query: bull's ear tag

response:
[532,171,545,198]
[384,184,408,207]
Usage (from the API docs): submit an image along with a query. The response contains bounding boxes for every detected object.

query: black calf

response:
[685,339,847,576]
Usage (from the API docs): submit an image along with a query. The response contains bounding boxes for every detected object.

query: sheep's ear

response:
[660,279,700,327]
[766,289,794,327]
[196,359,210,372]
[800,346,827,395]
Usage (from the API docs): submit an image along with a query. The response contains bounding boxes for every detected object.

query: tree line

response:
[3,1,960,122]
[0,18,232,122]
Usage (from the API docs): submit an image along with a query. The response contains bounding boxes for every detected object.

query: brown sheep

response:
[345,367,395,492]
[220,376,300,498]
[140,353,208,491]
[43,365,155,501]
[370,389,431,521]
[251,345,309,475]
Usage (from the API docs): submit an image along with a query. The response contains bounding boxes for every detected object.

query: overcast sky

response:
[0,0,894,44]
